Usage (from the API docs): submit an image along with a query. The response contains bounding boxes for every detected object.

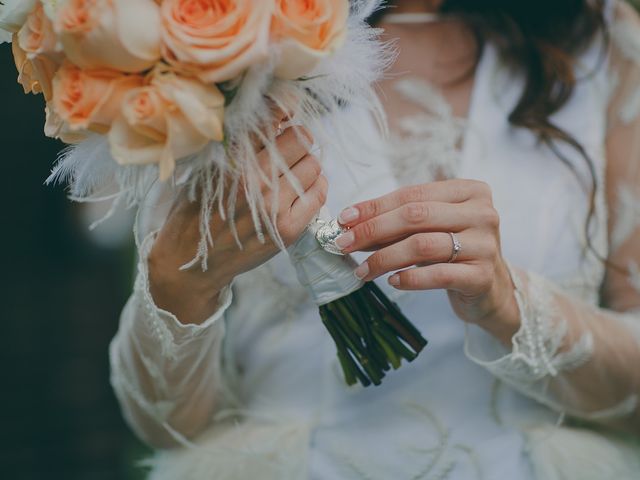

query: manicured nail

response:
[335,230,355,249]
[354,262,369,280]
[339,207,359,224]
[388,274,400,286]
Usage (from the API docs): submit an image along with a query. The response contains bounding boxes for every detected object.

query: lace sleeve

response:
[109,186,234,449]
[465,1,640,432]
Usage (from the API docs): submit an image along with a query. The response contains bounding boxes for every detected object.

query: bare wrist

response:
[474,264,521,345]
[147,247,232,325]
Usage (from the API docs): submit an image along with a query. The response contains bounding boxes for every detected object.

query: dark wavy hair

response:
[373,0,608,257]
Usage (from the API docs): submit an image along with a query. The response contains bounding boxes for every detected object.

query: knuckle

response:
[478,265,494,289]
[413,234,433,257]
[367,252,384,272]
[316,182,328,206]
[401,269,416,287]
[359,220,377,240]
[306,155,322,176]
[402,202,426,224]
[399,185,423,204]
[475,180,492,195]
[483,207,500,229]
[318,174,329,192]
[482,238,499,261]
[360,200,379,220]
[277,219,295,242]
[449,182,467,201]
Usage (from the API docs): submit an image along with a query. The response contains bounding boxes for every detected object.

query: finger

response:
[356,231,486,281]
[387,263,489,292]
[249,105,290,151]
[254,126,314,192]
[336,202,477,253]
[338,180,488,227]
[280,155,322,207]
[358,240,400,253]
[289,174,328,223]
[274,126,314,169]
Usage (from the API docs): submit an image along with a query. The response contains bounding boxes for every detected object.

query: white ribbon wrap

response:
[288,209,364,306]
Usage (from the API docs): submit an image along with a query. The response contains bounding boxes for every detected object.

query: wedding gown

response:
[109,2,640,479]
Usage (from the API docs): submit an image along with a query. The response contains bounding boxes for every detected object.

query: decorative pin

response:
[315,218,347,255]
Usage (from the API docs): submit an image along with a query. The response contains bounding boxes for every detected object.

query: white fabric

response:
[288,209,364,306]
[109,1,640,478]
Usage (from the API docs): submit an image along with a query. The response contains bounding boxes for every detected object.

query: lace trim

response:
[135,228,233,361]
[464,266,594,395]
[504,266,595,381]
[386,78,465,185]
[465,264,640,421]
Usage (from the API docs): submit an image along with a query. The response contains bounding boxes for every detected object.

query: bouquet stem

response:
[289,212,428,388]
[319,281,428,387]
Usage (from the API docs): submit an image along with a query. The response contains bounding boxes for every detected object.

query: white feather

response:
[525,425,640,480]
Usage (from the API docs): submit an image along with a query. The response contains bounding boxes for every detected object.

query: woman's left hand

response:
[336,179,520,341]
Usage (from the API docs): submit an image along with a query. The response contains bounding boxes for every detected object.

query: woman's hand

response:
[148,125,328,325]
[336,179,520,343]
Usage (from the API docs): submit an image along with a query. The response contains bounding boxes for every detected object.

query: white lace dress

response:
[109,2,640,479]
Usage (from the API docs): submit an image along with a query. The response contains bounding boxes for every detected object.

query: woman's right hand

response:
[147,125,328,325]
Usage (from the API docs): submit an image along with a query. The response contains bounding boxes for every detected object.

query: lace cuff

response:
[464,265,640,423]
[133,229,233,357]
[109,228,234,447]
[465,266,594,384]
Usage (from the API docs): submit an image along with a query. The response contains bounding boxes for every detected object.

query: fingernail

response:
[388,274,400,286]
[339,207,359,224]
[335,230,355,249]
[354,262,369,280]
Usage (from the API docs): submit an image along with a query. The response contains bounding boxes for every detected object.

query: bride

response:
[110,1,640,478]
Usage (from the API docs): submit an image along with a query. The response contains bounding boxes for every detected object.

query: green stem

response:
[321,308,370,387]
[317,281,429,387]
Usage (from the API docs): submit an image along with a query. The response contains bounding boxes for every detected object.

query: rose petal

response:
[56,0,161,73]
[274,38,329,80]
[113,0,161,63]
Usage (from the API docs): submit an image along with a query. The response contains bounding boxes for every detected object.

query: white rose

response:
[0,0,38,34]
[271,0,349,80]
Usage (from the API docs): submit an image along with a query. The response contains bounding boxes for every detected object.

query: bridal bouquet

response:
[2,0,427,386]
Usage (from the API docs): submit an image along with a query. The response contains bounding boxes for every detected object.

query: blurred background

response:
[0,45,149,479]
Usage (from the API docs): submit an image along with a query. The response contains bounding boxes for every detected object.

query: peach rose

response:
[271,0,349,80]
[0,0,38,33]
[12,38,40,95]
[15,4,61,100]
[109,70,225,181]
[18,4,58,55]
[44,105,90,144]
[55,0,162,73]
[161,0,274,83]
[51,62,144,135]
